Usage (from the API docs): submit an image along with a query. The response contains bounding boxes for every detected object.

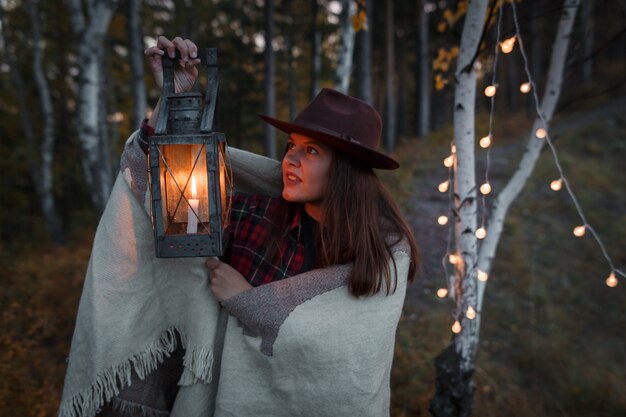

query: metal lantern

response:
[149,48,231,258]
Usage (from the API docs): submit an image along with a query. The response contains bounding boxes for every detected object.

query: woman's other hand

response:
[144,35,201,93]
[206,258,253,302]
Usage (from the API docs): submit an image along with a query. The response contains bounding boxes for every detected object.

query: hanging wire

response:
[510,0,625,280]
[480,0,506,230]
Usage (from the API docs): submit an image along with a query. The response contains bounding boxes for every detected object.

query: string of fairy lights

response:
[435,0,624,334]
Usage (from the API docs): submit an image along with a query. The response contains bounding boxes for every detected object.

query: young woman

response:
[59,36,419,417]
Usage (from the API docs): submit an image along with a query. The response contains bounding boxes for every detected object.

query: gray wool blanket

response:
[59,132,410,417]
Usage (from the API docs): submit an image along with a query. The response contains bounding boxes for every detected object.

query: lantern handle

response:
[154,48,219,135]
[200,48,219,133]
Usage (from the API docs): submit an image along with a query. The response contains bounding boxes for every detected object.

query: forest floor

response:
[389,102,626,416]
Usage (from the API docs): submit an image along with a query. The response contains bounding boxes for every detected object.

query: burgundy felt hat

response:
[259,88,399,170]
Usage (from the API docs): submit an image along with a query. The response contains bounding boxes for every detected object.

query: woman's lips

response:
[284,172,302,183]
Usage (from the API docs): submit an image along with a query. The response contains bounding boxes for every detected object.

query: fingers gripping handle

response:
[155,48,219,135]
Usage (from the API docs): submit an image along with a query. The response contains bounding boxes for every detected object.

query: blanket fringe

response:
[58,327,212,417]
[178,344,214,386]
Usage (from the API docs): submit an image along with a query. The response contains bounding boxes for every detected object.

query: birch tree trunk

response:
[67,0,119,212]
[263,0,277,159]
[333,0,355,94]
[384,0,396,151]
[28,0,64,243]
[353,0,373,104]
[429,0,488,415]
[430,1,581,416]
[127,0,146,129]
[416,0,430,138]
[0,2,64,243]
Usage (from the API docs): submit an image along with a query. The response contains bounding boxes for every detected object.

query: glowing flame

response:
[191,174,198,199]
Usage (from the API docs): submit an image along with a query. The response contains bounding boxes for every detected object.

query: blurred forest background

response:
[0,0,625,416]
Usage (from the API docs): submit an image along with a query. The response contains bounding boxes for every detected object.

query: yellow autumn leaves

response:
[352,0,368,32]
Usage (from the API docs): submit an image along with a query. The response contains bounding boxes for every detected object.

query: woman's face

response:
[282,133,333,220]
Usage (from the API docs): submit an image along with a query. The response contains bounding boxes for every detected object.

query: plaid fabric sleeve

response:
[222,194,305,286]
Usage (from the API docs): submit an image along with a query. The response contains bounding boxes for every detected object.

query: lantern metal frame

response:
[148,48,231,258]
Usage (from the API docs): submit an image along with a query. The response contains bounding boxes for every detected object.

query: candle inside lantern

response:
[187,174,200,234]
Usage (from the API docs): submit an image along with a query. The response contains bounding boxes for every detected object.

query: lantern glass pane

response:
[158,143,210,235]
[218,142,233,230]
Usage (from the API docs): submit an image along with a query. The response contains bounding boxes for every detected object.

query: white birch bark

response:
[452,0,489,371]
[0,3,64,242]
[476,0,581,310]
[333,0,355,94]
[28,0,64,242]
[67,0,119,211]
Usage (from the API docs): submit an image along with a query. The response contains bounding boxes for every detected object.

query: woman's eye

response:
[307,146,319,155]
[287,142,295,150]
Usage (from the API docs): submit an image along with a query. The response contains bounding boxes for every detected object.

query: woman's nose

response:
[284,151,301,167]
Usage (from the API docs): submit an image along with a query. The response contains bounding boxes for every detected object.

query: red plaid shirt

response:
[221,194,307,286]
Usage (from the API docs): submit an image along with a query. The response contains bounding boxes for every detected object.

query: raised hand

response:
[144,36,201,93]
[206,258,253,302]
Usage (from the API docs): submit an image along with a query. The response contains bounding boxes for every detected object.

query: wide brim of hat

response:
[258,114,399,170]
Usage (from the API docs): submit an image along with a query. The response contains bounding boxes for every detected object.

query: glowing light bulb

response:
[438,215,449,226]
[475,227,487,240]
[500,36,516,53]
[479,135,492,149]
[451,144,457,153]
[452,320,462,334]
[535,128,547,139]
[477,269,488,282]
[520,82,531,93]
[480,182,492,195]
[573,225,586,237]
[606,272,618,288]
[550,179,563,191]
[484,85,497,97]
[437,288,449,298]
[466,306,476,320]
[449,254,460,265]
[438,180,450,193]
[444,155,455,168]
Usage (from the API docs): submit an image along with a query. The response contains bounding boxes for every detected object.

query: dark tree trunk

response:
[127,0,146,129]
[264,0,277,159]
[353,0,373,104]
[581,0,594,83]
[396,26,408,138]
[416,0,430,138]
[384,0,396,151]
[429,345,475,417]
[285,0,297,121]
[310,0,321,100]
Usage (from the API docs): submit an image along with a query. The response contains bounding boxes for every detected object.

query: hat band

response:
[294,119,361,145]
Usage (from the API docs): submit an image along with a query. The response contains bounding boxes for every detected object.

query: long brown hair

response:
[269,149,419,297]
